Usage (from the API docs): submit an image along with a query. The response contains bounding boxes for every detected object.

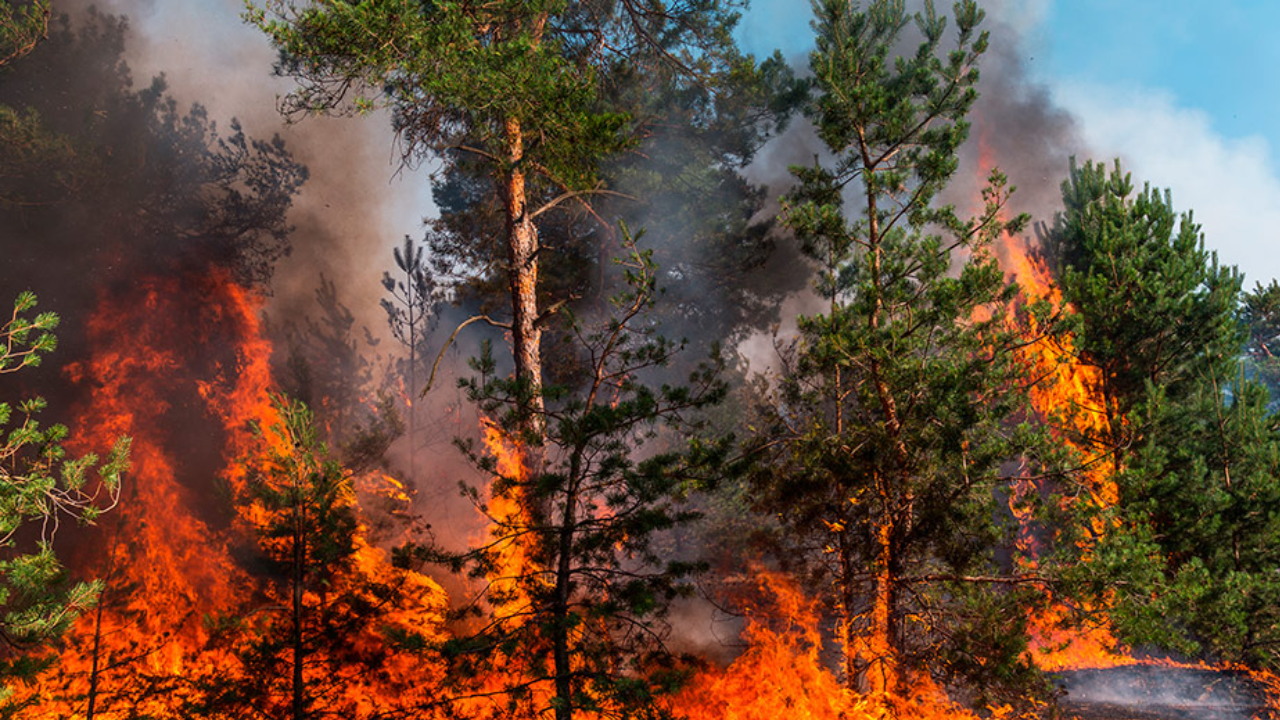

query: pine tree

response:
[246,0,777,448]
[1051,158,1242,440]
[421,50,804,366]
[381,235,437,480]
[425,231,729,720]
[0,293,128,696]
[198,395,441,719]
[751,0,1060,708]
[1050,159,1280,669]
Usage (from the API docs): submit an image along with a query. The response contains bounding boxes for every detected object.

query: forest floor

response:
[1059,666,1272,720]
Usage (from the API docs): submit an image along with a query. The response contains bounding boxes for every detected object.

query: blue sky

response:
[737,0,1280,286]
[1035,1,1280,165]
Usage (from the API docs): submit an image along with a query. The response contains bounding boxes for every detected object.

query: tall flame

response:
[975,135,1131,672]
[478,417,537,619]
[22,268,447,718]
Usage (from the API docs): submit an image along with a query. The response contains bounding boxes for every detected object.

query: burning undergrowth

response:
[0,3,1278,720]
[5,267,448,717]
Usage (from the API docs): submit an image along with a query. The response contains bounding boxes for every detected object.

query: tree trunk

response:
[84,579,107,720]
[859,152,905,702]
[866,511,898,698]
[85,521,124,720]
[292,506,305,720]
[553,492,576,720]
[552,449,584,720]
[503,115,545,446]
[407,266,417,483]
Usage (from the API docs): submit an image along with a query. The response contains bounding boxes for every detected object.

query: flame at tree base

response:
[14,268,449,719]
[671,571,1026,720]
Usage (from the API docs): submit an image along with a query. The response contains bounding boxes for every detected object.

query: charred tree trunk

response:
[552,452,582,720]
[291,502,305,720]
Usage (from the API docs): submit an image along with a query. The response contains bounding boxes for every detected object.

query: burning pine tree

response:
[747,0,1070,712]
[4,2,1280,719]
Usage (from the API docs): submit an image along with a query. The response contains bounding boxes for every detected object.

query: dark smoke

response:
[964,13,1087,228]
[0,0,1101,671]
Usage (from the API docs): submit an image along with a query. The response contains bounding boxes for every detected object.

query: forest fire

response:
[16,269,446,718]
[5,1,1280,719]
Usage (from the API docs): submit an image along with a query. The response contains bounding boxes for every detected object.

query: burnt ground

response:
[1059,666,1276,720]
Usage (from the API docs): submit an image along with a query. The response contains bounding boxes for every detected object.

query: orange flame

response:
[975,136,1129,672]
[477,417,538,618]
[671,571,852,720]
[672,571,1015,720]
[23,269,448,718]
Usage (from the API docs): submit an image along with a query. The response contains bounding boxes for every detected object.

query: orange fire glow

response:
[969,135,1133,674]
[477,417,538,618]
[672,571,1013,720]
[21,269,447,718]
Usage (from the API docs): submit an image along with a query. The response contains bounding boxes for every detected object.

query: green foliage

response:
[198,394,434,719]
[428,231,730,720]
[1051,159,1280,670]
[1242,280,1280,403]
[248,0,636,187]
[0,0,49,66]
[0,293,129,693]
[749,0,1061,705]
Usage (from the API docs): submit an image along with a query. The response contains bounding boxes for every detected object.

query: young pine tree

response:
[381,235,437,480]
[751,0,1061,708]
[1050,159,1280,670]
[0,293,128,701]
[428,232,729,720]
[247,0,774,445]
[199,395,441,720]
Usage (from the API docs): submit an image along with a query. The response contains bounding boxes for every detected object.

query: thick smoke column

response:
[963,14,1085,227]
[7,0,427,335]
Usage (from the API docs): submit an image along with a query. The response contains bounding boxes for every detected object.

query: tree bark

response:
[503,116,545,445]
[292,502,305,720]
[866,504,898,698]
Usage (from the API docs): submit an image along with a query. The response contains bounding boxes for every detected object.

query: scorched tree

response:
[751,0,1064,709]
